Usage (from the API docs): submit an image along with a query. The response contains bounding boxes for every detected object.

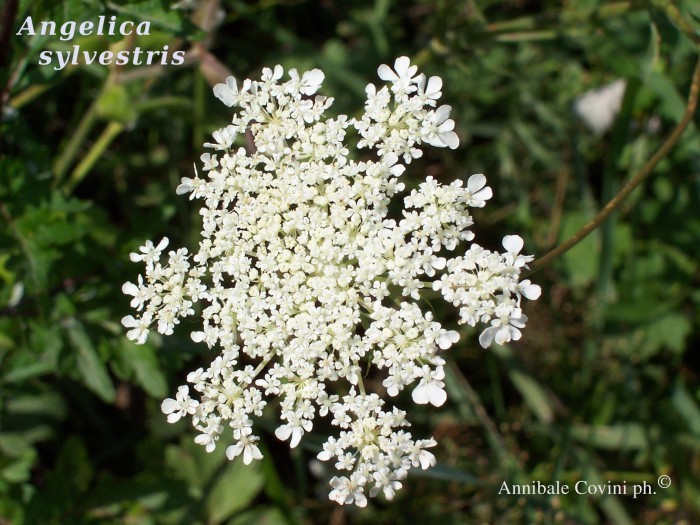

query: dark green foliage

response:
[1,0,699,523]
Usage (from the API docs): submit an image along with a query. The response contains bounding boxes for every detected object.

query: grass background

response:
[1,0,700,523]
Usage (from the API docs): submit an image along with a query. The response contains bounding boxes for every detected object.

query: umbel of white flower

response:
[122,56,541,506]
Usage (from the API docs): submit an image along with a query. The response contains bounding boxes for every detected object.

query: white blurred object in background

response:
[574,79,627,135]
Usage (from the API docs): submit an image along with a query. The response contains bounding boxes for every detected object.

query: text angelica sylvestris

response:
[16,15,185,71]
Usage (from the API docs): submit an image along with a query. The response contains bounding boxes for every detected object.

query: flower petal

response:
[502,235,524,254]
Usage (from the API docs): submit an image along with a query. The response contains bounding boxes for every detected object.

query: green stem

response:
[253,354,274,377]
[193,70,205,151]
[651,0,700,47]
[53,99,100,185]
[66,121,125,193]
[357,376,366,396]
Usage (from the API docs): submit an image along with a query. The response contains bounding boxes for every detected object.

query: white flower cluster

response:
[122,57,540,506]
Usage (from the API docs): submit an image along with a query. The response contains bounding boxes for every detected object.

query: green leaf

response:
[67,322,116,403]
[558,211,600,288]
[166,438,265,523]
[28,322,63,371]
[82,474,189,514]
[491,345,555,424]
[96,83,138,124]
[107,0,204,37]
[0,254,14,284]
[0,392,66,457]
[227,507,288,525]
[206,454,265,524]
[4,391,66,419]
[119,338,168,398]
[570,424,649,451]
[25,436,94,523]
[0,447,37,484]
[575,449,633,525]
[165,441,203,490]
[0,427,54,457]
[2,360,55,383]
[410,462,482,485]
[259,443,292,509]
[646,71,687,122]
[672,381,700,436]
[644,312,692,354]
[53,436,94,493]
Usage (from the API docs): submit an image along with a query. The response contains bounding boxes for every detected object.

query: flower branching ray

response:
[122,57,540,505]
